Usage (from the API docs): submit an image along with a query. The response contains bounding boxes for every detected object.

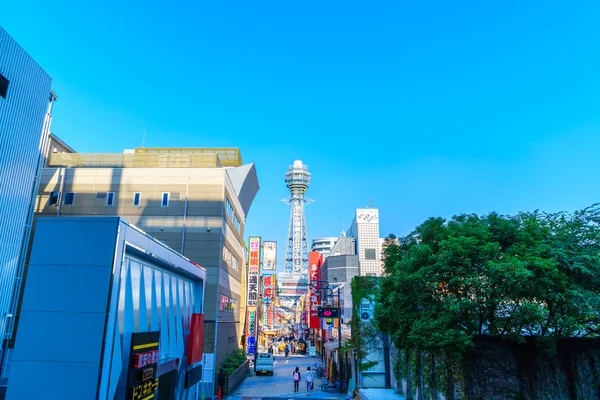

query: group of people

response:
[292,366,314,392]
[267,337,307,357]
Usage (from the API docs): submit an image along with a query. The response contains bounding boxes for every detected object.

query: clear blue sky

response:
[4,1,600,269]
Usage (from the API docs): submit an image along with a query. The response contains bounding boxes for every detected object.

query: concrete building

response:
[0,27,56,380]
[346,209,382,276]
[7,217,207,400]
[33,147,258,372]
[320,237,359,284]
[310,237,338,259]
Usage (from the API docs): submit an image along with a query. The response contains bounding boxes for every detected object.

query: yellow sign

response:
[131,378,159,400]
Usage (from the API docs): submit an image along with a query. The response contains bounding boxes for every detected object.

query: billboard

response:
[356,208,379,224]
[262,241,277,271]
[308,251,322,329]
[247,237,261,307]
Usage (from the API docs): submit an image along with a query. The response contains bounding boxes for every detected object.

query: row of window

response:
[222,246,239,271]
[219,295,237,312]
[48,192,170,207]
[225,198,241,233]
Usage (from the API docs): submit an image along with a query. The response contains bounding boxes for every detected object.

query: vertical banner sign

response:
[308,252,322,329]
[128,331,160,400]
[246,237,261,355]
[246,307,257,355]
[247,237,261,307]
[262,241,277,271]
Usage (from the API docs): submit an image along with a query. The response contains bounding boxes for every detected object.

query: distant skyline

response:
[3,1,600,270]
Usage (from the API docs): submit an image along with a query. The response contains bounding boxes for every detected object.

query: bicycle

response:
[312,363,324,379]
[321,379,340,393]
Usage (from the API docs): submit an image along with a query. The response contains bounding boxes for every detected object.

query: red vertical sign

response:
[308,251,322,329]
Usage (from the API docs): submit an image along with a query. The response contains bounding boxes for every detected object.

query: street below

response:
[227,354,347,400]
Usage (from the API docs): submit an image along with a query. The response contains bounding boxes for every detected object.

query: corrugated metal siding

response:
[0,27,52,342]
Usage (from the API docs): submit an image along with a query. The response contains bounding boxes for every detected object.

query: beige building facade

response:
[33,149,259,368]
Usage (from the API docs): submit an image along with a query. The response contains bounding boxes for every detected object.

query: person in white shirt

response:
[305,367,314,392]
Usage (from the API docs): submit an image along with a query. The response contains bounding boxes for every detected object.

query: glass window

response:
[0,73,8,99]
[161,192,169,207]
[220,295,229,311]
[49,192,59,206]
[229,298,237,312]
[63,192,75,205]
[106,192,115,206]
[233,214,240,232]
[133,192,141,206]
[365,248,376,260]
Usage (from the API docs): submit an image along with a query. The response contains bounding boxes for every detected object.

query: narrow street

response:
[227,354,347,400]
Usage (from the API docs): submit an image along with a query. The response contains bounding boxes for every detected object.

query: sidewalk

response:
[359,388,405,400]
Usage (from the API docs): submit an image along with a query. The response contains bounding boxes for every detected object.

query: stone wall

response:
[464,337,600,400]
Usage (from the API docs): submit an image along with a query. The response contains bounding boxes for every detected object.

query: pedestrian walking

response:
[284,343,289,359]
[305,367,314,392]
[293,367,301,392]
[217,368,226,399]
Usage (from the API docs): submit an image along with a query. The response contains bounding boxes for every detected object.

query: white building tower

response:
[283,160,313,275]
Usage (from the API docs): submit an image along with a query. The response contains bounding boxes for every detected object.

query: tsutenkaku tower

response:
[283,160,313,275]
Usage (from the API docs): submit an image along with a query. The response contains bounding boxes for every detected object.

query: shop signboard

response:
[318,307,340,318]
[247,237,261,307]
[308,252,322,329]
[127,331,160,400]
[246,306,257,355]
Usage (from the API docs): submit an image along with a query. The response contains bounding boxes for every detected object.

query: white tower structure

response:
[283,160,313,275]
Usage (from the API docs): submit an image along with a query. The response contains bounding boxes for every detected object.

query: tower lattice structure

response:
[283,160,313,275]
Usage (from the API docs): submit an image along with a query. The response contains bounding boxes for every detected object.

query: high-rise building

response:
[346,208,382,276]
[33,147,258,371]
[0,27,56,378]
[283,160,312,275]
[311,237,338,259]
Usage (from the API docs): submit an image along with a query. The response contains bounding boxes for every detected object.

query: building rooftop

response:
[46,147,243,169]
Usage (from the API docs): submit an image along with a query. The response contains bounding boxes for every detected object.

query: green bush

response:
[220,349,248,377]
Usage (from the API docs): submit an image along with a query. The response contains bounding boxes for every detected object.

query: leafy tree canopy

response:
[376,204,600,355]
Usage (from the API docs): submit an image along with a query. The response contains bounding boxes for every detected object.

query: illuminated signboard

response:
[318,307,340,318]
[127,331,160,400]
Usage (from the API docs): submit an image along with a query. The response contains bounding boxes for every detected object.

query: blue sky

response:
[3,1,600,269]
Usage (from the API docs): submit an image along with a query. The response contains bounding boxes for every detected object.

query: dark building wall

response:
[322,255,359,284]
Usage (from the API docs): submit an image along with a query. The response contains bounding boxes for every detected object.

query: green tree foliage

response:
[376,204,600,357]
[220,349,248,377]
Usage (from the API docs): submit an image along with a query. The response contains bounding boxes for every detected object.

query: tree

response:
[376,204,600,395]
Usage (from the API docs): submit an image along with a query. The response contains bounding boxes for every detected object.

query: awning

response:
[324,341,339,352]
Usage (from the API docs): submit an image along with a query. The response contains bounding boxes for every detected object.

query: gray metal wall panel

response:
[0,27,52,342]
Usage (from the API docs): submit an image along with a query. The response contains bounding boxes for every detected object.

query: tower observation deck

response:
[283,160,313,275]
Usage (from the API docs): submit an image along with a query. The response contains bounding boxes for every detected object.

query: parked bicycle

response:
[321,379,340,393]
[312,363,324,379]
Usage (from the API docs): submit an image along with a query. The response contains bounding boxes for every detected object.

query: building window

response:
[106,192,115,206]
[63,192,75,205]
[96,192,107,200]
[365,248,376,260]
[0,73,9,99]
[161,192,169,207]
[133,192,141,206]
[219,295,237,312]
[49,192,59,206]
[233,214,240,232]
[225,198,233,220]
